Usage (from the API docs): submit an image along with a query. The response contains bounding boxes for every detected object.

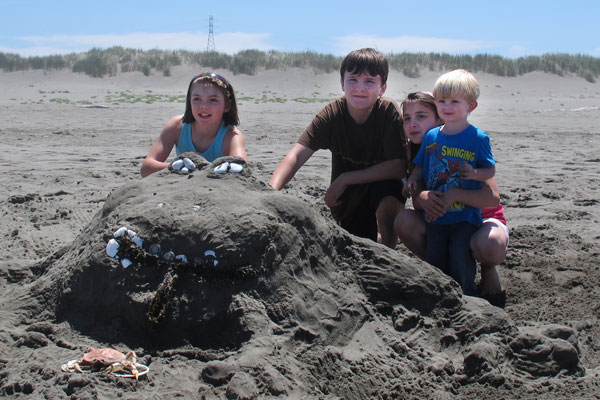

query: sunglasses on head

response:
[193,72,231,88]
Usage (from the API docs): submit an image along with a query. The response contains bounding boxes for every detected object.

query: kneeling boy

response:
[269,48,407,248]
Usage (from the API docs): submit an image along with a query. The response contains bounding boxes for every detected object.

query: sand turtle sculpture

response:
[31,153,584,397]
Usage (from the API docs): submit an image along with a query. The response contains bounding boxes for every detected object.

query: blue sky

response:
[2,0,599,58]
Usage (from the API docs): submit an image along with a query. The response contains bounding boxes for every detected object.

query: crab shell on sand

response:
[64,348,140,381]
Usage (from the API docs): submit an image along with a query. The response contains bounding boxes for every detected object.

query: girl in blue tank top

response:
[141,72,247,177]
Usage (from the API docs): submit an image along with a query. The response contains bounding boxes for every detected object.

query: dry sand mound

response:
[5,154,584,398]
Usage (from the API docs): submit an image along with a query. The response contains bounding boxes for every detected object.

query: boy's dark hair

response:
[340,48,388,84]
[182,73,240,126]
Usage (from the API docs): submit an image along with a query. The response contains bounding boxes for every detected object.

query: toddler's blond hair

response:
[433,69,480,103]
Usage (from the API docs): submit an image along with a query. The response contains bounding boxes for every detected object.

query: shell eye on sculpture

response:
[214,162,229,174]
[170,157,196,175]
[213,161,243,174]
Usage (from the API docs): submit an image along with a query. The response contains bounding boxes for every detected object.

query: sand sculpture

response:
[20,153,583,398]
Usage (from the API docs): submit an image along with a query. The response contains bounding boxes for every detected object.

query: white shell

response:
[127,229,137,238]
[204,250,218,267]
[171,159,184,171]
[163,251,175,261]
[229,163,243,173]
[204,250,216,257]
[106,239,119,258]
[149,243,161,255]
[213,162,229,174]
[192,205,201,212]
[132,236,143,247]
[181,167,189,175]
[183,158,196,171]
[113,226,128,238]
[121,258,133,268]
[175,254,188,263]
[156,203,164,208]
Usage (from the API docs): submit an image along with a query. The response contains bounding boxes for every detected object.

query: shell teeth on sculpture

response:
[171,159,184,171]
[181,167,189,175]
[182,158,196,171]
[108,228,220,268]
[149,244,161,255]
[106,239,119,258]
[113,226,128,238]
[132,236,143,247]
[204,250,218,267]
[213,162,229,174]
[229,163,243,173]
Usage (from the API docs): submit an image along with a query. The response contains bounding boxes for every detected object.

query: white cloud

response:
[0,45,76,57]
[215,33,275,53]
[592,47,600,56]
[2,32,276,57]
[333,35,503,56]
[506,45,527,58]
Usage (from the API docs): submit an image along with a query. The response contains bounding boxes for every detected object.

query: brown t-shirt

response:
[298,96,406,221]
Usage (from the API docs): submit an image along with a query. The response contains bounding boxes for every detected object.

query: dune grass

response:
[1,47,599,82]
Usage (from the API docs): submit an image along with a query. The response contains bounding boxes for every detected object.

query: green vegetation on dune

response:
[104,90,186,104]
[1,47,599,82]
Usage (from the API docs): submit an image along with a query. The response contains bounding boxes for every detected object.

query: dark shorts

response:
[339,180,406,242]
[426,222,478,296]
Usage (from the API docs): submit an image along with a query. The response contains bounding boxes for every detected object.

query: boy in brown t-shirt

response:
[269,48,407,248]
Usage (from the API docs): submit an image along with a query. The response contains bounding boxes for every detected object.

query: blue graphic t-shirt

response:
[413,124,495,226]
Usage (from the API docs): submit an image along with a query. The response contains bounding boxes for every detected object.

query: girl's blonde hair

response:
[433,69,480,103]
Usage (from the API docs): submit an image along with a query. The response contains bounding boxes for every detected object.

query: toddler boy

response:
[407,69,495,295]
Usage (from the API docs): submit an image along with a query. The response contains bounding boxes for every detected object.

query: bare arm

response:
[325,158,406,207]
[412,177,501,221]
[269,143,315,190]
[406,165,423,196]
[459,162,496,182]
[222,127,248,161]
[140,115,181,178]
[446,176,500,208]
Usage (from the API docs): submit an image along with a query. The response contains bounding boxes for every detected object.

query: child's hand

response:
[424,211,439,223]
[440,189,458,209]
[406,175,419,196]
[459,162,476,180]
[420,191,446,222]
[325,174,348,208]
[406,166,423,197]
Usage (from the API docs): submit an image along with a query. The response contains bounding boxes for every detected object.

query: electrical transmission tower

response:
[207,15,216,52]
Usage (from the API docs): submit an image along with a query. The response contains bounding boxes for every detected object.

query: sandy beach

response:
[1,65,600,399]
